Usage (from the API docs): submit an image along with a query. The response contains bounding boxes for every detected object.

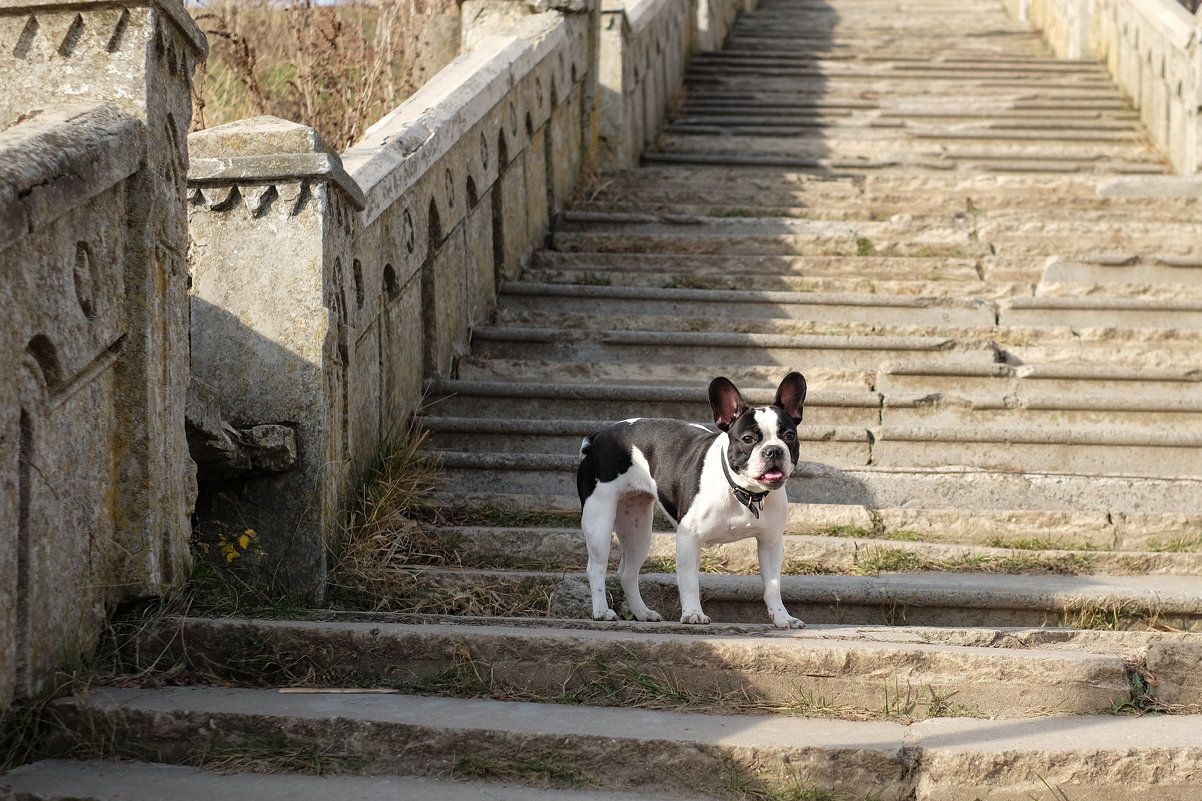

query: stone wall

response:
[186,0,751,599]
[187,3,601,599]
[599,0,753,167]
[0,0,204,705]
[1008,0,1202,174]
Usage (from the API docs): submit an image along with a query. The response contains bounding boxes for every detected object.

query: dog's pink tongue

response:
[761,470,785,482]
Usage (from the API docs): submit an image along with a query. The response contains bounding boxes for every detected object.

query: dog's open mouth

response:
[758,469,786,484]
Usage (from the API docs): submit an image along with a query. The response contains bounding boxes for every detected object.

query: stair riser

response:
[426,396,879,426]
[885,405,1202,433]
[456,358,877,391]
[442,527,1202,577]
[121,619,1130,718]
[427,429,870,464]
[431,436,1201,480]
[436,462,1202,515]
[471,337,992,372]
[531,251,987,282]
[497,296,996,328]
[46,702,904,800]
[878,372,1202,402]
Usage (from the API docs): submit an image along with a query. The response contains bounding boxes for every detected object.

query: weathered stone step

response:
[531,250,989,283]
[116,617,1140,717]
[432,454,1202,515]
[879,361,1202,401]
[46,687,907,798]
[495,282,1202,331]
[523,259,1018,299]
[497,282,997,327]
[552,213,1194,256]
[440,524,1202,577]
[437,490,1202,551]
[687,54,1110,76]
[473,324,1000,370]
[469,326,998,372]
[395,566,1202,630]
[640,150,1163,175]
[0,761,671,801]
[454,357,877,391]
[601,167,1186,206]
[1044,254,1202,286]
[656,134,1161,168]
[667,121,1140,145]
[423,380,883,425]
[422,416,1202,477]
[422,417,869,461]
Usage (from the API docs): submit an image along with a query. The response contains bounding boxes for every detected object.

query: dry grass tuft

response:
[189,0,460,151]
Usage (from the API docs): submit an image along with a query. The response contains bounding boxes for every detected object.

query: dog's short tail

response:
[579,435,593,458]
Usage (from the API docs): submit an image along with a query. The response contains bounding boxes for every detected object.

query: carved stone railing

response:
[187,5,599,599]
[186,0,751,599]
[1007,0,1202,174]
[0,0,204,705]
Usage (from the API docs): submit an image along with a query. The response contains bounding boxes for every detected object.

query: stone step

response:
[423,379,884,425]
[640,150,1164,176]
[0,761,675,801]
[1044,254,1202,285]
[436,490,1202,551]
[468,326,999,372]
[38,694,1199,798]
[531,249,990,283]
[421,416,1202,476]
[666,121,1142,145]
[454,357,879,391]
[523,259,1020,300]
[438,523,1202,577]
[45,687,907,799]
[600,167,1188,207]
[379,566,1202,630]
[431,451,1202,515]
[495,281,1202,331]
[497,282,997,327]
[878,361,1202,401]
[115,617,1137,717]
[656,132,1160,165]
[551,214,1195,256]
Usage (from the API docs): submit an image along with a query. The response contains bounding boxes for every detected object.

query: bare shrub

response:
[189,0,460,151]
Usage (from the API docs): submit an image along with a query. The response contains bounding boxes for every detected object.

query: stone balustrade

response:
[1008,0,1202,174]
[0,0,754,703]
[0,0,204,706]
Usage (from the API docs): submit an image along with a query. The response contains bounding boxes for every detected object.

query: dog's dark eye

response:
[741,434,756,444]
[783,431,796,441]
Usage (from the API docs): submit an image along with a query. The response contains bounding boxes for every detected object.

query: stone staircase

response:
[8,0,1202,799]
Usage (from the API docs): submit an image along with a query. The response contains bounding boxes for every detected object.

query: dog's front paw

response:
[635,609,663,622]
[680,611,711,625]
[593,608,619,621]
[772,613,806,630]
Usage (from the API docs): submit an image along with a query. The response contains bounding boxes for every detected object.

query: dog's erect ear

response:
[709,376,748,432]
[773,371,807,424]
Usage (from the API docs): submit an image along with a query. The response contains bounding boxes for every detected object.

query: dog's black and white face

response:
[709,372,806,492]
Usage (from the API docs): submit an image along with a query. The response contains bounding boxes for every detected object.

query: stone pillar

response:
[0,0,204,705]
[187,116,366,601]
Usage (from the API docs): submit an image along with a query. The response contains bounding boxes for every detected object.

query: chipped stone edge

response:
[341,12,568,226]
[0,103,145,252]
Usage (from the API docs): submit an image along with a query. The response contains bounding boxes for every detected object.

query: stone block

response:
[423,229,470,376]
[1147,642,1202,706]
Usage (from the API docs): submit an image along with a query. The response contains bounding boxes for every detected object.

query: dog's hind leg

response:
[582,493,619,621]
[615,493,662,622]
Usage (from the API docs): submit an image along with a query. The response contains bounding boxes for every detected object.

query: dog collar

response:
[721,455,770,519]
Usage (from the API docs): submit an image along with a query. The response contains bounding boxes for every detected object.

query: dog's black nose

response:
[762,445,785,462]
